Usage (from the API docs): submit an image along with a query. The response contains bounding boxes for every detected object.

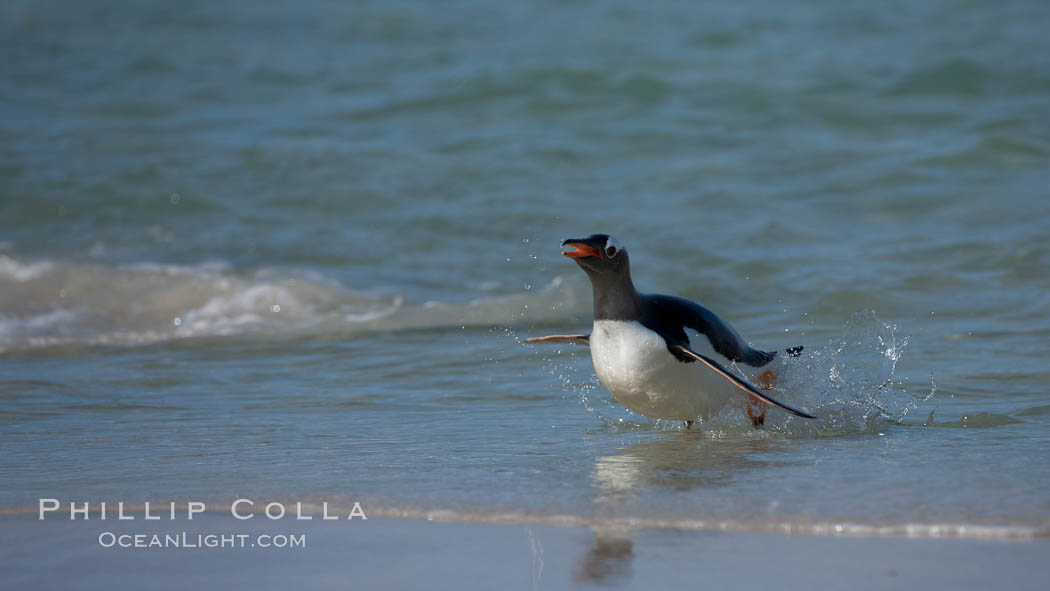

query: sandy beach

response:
[2,512,1047,590]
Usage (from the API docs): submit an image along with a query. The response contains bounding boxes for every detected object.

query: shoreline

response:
[3,500,1046,543]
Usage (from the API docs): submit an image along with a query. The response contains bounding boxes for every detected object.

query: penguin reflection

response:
[576,433,786,583]
[574,528,634,584]
[593,433,780,502]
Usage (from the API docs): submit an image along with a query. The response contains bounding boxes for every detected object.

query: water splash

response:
[537,351,645,428]
[771,309,936,435]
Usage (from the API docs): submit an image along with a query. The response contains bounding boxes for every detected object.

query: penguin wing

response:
[524,334,590,346]
[645,295,776,367]
[669,344,815,419]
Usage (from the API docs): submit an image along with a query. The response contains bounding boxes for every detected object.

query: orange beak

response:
[562,242,602,259]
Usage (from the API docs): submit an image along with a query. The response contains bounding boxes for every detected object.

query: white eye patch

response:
[604,235,623,258]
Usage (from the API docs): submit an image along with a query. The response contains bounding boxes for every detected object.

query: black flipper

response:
[524,334,590,346]
[643,295,776,367]
[669,344,816,419]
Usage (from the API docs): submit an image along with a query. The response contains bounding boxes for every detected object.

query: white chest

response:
[589,320,735,420]
[590,320,675,390]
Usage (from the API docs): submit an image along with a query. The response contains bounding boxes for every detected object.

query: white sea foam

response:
[294,503,1049,541]
[0,255,54,282]
[0,308,81,344]
[119,260,232,276]
[0,501,1040,541]
[0,255,586,351]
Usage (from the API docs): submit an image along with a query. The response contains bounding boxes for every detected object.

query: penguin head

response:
[561,234,629,276]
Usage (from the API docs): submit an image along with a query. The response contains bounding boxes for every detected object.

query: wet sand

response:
[2,512,1046,590]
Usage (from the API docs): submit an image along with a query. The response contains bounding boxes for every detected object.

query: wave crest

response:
[0,256,587,352]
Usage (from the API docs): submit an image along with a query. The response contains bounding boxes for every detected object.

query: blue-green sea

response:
[2,0,1049,548]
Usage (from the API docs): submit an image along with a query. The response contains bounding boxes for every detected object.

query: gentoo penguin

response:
[527,234,814,427]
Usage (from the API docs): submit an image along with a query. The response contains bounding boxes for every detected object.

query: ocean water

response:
[2,0,1050,545]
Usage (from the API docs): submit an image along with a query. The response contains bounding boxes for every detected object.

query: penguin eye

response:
[604,236,622,258]
[604,245,618,258]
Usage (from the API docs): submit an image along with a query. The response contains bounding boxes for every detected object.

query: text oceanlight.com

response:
[36,499,365,550]
[97,532,306,549]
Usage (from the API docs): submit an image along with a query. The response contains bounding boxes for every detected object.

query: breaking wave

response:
[0,254,588,353]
